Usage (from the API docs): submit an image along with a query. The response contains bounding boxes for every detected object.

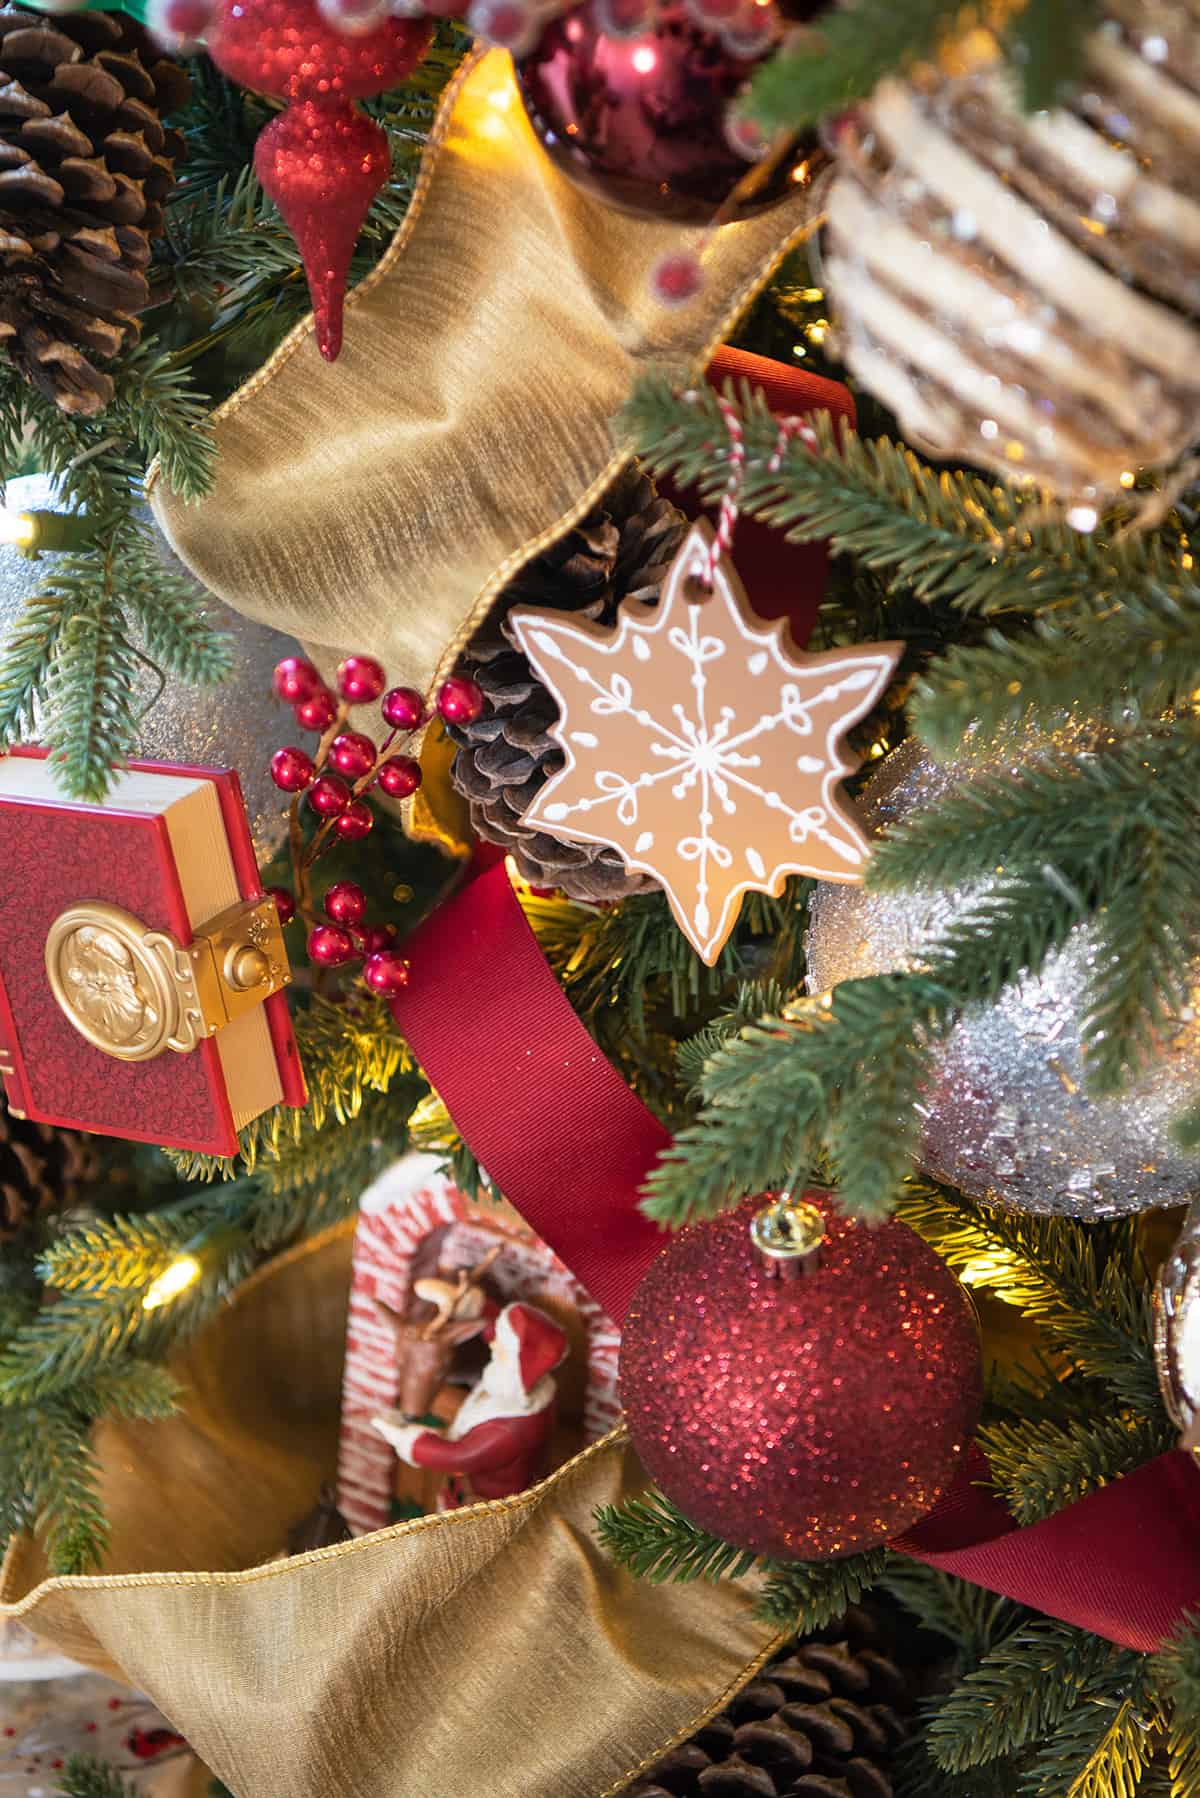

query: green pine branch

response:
[741,0,964,132]
[876,1562,1021,1665]
[927,1620,1117,1773]
[977,1411,1175,1526]
[895,1185,1160,1414]
[621,378,1194,624]
[595,1487,758,1584]
[56,1757,139,1798]
[1151,1612,1200,1798]
[756,1548,891,1631]
[644,974,951,1226]
[1018,1666,1163,1798]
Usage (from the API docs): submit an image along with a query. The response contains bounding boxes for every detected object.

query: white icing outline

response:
[508,520,901,965]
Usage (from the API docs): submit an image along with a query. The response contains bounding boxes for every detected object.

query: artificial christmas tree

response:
[1,0,1200,1795]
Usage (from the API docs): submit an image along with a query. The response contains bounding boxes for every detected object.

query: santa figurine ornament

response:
[372,1302,568,1503]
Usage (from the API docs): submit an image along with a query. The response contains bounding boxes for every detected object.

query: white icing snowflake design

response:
[507,520,901,963]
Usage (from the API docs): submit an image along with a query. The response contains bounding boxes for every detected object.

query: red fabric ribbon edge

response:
[390,857,1200,1654]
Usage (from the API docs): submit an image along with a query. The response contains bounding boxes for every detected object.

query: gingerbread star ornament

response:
[507,521,902,964]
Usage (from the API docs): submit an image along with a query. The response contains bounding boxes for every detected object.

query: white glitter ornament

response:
[805,734,1200,1216]
[0,475,301,863]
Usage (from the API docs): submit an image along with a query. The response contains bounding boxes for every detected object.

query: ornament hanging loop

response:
[749,1191,826,1281]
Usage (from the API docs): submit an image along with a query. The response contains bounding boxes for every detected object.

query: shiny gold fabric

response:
[0,1226,782,1797]
[149,49,815,839]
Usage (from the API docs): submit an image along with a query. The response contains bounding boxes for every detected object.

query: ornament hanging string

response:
[696,392,816,589]
[388,855,1200,1653]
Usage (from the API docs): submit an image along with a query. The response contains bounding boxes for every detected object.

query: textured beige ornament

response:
[507,520,900,964]
[823,0,1200,503]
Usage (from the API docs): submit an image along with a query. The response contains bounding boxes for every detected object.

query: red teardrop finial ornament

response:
[209,0,431,360]
[255,100,389,361]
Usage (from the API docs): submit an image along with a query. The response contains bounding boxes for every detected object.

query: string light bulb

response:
[0,503,96,560]
[141,1220,246,1311]
[143,1254,202,1310]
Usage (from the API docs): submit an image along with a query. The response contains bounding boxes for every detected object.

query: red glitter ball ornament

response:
[308,771,353,817]
[270,745,317,792]
[515,0,807,222]
[337,654,387,704]
[273,656,323,703]
[336,798,375,839]
[436,674,485,726]
[323,879,368,925]
[329,730,377,778]
[295,688,339,732]
[208,0,431,359]
[308,922,358,966]
[375,753,423,798]
[620,1190,981,1560]
[363,947,411,994]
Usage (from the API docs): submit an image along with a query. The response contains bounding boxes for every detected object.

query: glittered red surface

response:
[620,1190,982,1560]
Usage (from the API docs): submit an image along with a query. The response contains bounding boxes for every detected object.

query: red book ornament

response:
[0,749,305,1155]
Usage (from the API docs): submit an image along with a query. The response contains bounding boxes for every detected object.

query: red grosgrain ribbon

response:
[388,860,1200,1652]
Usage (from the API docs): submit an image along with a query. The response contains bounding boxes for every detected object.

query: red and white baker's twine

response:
[695,396,819,588]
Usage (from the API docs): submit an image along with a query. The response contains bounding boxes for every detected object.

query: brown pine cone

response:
[0,1093,92,1240]
[628,1608,911,1798]
[447,464,687,903]
[0,4,189,416]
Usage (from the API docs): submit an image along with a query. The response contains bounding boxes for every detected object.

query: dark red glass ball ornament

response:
[337,654,387,705]
[294,689,339,733]
[307,771,353,817]
[323,879,368,926]
[514,0,805,223]
[375,754,423,799]
[620,1190,981,1561]
[273,655,323,703]
[308,922,358,966]
[266,885,296,924]
[381,685,425,732]
[356,922,397,955]
[435,675,485,726]
[270,745,317,793]
[329,730,377,779]
[363,948,411,995]
[336,798,375,840]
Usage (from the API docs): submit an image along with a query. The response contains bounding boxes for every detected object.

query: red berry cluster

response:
[266,653,484,994]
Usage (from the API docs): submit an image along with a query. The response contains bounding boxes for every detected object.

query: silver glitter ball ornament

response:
[805,735,1200,1217]
[0,475,302,863]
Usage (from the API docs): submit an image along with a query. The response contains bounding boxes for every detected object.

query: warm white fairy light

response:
[142,1254,202,1311]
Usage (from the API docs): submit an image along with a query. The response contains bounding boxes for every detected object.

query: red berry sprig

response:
[268,652,479,990]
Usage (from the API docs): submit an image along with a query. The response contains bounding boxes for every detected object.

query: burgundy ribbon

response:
[390,862,1200,1653]
[389,347,1200,1650]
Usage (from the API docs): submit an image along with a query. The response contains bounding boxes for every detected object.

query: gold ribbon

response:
[1,1225,782,1798]
[149,49,814,849]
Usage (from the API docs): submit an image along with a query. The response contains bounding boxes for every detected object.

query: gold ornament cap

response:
[749,1193,826,1280]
